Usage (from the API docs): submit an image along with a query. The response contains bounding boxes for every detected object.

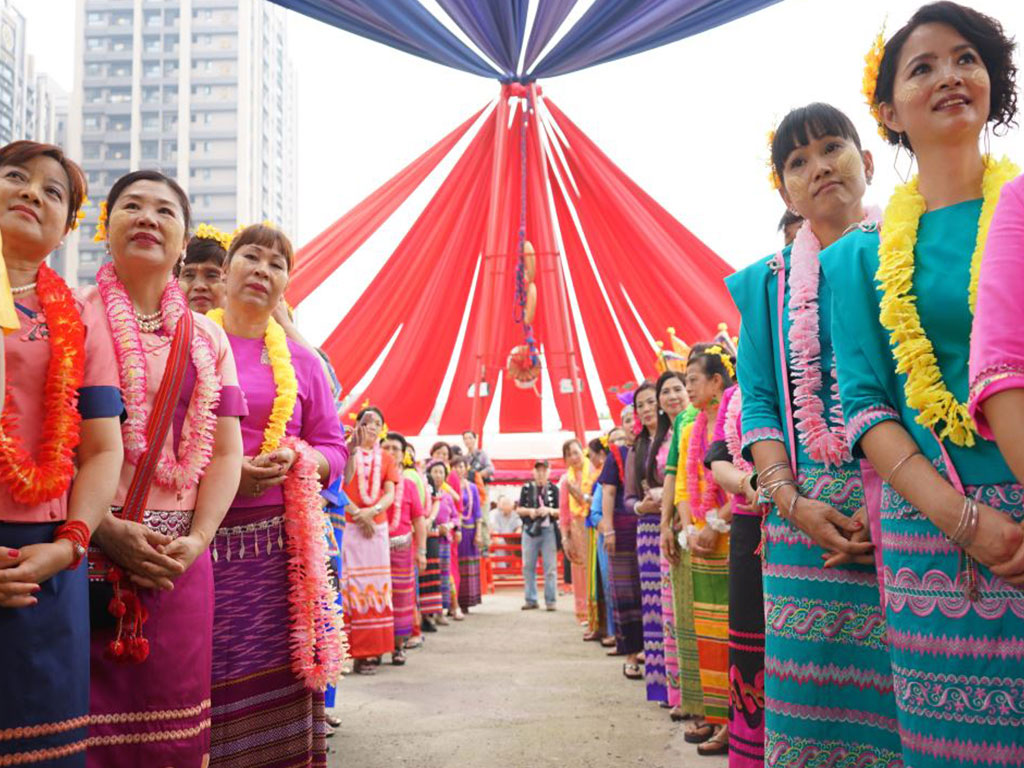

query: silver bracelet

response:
[948,496,980,549]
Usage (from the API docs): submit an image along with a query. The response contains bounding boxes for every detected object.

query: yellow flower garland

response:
[876,155,1019,447]
[207,308,298,454]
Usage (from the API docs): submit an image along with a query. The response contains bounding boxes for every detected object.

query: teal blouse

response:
[725,245,845,469]
[820,200,1014,486]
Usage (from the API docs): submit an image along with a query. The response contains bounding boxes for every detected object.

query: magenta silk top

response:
[970,175,1024,438]
[1,289,123,523]
[227,333,347,508]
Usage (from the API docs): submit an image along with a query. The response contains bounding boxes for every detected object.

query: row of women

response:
[0,142,460,765]
[563,3,1024,766]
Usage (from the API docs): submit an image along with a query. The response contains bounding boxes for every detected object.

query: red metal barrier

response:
[488,532,567,589]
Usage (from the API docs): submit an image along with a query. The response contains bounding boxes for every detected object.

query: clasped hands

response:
[239,448,297,498]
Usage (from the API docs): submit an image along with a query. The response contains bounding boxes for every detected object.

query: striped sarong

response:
[419,535,443,614]
[209,506,327,767]
[390,540,416,640]
[672,551,704,718]
[637,516,667,703]
[609,512,643,655]
[729,513,765,768]
[662,553,681,709]
[692,530,730,725]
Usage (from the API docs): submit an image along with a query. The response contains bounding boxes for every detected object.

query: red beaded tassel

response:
[105,566,150,663]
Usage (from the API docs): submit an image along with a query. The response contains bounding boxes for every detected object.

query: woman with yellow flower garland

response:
[0,141,124,768]
[725,103,902,767]
[206,223,348,767]
[821,4,1023,766]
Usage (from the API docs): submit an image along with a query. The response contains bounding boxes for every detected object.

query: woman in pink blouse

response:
[0,141,124,768]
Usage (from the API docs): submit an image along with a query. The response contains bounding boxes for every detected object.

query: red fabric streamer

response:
[287,108,485,306]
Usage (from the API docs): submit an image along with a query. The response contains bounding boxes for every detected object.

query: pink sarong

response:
[342,519,394,659]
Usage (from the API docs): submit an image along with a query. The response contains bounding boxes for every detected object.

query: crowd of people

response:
[1,1,1024,767]
[540,4,1024,767]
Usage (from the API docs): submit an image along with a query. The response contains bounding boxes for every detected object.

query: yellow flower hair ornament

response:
[93,200,108,243]
[767,128,781,191]
[70,196,89,231]
[599,434,609,449]
[704,345,736,380]
[863,25,887,139]
[207,308,297,453]
[194,223,233,252]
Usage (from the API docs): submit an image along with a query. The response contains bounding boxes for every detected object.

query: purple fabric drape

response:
[522,0,579,73]
[436,0,529,77]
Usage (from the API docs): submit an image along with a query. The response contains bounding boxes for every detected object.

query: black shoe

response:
[421,618,437,633]
[521,602,539,610]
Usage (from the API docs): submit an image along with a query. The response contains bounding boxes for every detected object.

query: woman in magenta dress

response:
[207,224,348,767]
[87,170,245,768]
[453,454,483,614]
[0,141,123,768]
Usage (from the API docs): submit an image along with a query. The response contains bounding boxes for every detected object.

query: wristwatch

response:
[373,503,382,514]
[67,540,87,570]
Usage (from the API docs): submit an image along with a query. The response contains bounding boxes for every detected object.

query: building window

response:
[144,61,161,78]
[86,12,105,26]
[108,145,129,161]
[85,88,103,104]
[141,141,158,160]
[144,10,161,27]
[164,61,178,77]
[109,118,129,132]
[144,36,160,53]
[111,37,131,53]
[109,88,131,104]
[162,141,177,161]
[82,143,101,160]
[163,114,177,131]
[86,37,105,52]
[164,36,179,54]
[83,114,102,131]
[110,63,131,78]
[142,86,159,104]
[164,86,177,104]
[141,113,159,130]
[85,63,103,77]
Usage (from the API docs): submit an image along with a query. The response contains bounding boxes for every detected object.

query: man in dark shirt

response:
[517,460,560,610]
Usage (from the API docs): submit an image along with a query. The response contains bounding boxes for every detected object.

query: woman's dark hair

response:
[106,169,191,233]
[875,2,1017,148]
[450,455,467,469]
[688,343,735,390]
[426,460,447,494]
[771,103,862,187]
[357,406,384,424]
[778,209,803,233]
[174,235,226,278]
[385,431,407,451]
[588,437,607,455]
[630,380,657,493]
[0,141,88,230]
[562,438,582,460]
[227,223,294,270]
[647,371,686,487]
[430,441,451,460]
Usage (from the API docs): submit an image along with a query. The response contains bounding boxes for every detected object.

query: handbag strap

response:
[775,256,798,475]
[121,309,196,522]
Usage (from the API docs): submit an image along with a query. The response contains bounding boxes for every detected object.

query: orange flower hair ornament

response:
[70,196,88,231]
[767,128,781,191]
[863,24,888,139]
[93,200,108,242]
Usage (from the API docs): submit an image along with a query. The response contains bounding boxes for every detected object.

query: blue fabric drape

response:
[529,0,782,78]
[268,0,498,77]
[436,0,529,78]
[269,0,780,80]
[522,0,579,73]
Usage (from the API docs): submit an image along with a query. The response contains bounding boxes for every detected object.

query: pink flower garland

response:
[388,476,406,536]
[96,262,221,491]
[786,209,881,467]
[686,409,724,522]
[724,388,752,473]
[282,436,348,691]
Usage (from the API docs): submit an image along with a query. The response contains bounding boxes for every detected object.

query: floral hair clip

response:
[767,127,781,191]
[599,434,609,448]
[863,23,888,139]
[70,196,89,231]
[704,344,736,379]
[93,200,108,243]
[193,223,233,251]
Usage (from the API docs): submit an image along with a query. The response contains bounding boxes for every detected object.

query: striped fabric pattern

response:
[637,517,667,703]
[692,540,730,725]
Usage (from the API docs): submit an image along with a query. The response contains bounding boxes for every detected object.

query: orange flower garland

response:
[0,264,85,504]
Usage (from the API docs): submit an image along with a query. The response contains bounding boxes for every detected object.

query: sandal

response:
[622,663,643,680]
[392,649,406,666]
[684,722,714,744]
[670,707,692,722]
[697,727,729,757]
[600,637,617,648]
[583,631,602,642]
[606,648,625,657]
[353,659,377,676]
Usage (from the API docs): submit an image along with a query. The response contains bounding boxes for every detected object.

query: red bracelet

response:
[54,520,91,570]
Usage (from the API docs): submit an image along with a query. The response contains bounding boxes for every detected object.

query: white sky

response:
[21,0,1024,348]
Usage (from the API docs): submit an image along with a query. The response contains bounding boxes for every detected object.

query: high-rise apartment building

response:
[69,0,297,285]
[0,0,27,145]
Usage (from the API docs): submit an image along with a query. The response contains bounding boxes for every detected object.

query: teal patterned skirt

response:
[763,462,902,767]
[880,471,1024,768]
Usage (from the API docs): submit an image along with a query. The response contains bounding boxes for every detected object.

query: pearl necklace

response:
[11,282,36,295]
[135,309,163,333]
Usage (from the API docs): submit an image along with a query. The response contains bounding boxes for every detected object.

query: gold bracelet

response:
[886,450,922,486]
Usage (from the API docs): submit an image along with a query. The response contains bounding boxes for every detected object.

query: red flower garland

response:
[0,264,85,504]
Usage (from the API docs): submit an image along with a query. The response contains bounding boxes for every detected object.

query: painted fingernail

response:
[853,521,863,529]
[31,585,41,593]
[7,549,19,558]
